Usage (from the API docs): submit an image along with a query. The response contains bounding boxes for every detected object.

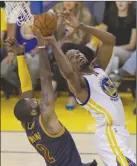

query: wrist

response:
[16,52,24,56]
[51,41,58,49]
[16,48,25,56]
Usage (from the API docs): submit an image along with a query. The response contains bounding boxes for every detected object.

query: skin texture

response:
[42,17,115,104]
[5,31,63,135]
[115,1,130,11]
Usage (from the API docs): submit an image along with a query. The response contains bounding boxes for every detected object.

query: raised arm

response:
[43,36,84,95]
[33,28,63,135]
[63,16,116,70]
[33,28,55,120]
[5,38,33,98]
[79,24,116,70]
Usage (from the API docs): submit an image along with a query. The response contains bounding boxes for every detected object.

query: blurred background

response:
[1,1,136,132]
[1,1,136,166]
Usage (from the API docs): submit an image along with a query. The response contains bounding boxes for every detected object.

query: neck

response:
[81,66,93,75]
[118,9,128,17]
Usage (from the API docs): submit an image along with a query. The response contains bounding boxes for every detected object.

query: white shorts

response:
[95,125,136,166]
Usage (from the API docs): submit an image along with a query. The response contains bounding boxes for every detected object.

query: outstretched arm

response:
[63,16,116,70]
[43,36,84,95]
[33,28,63,135]
[5,38,33,98]
[79,24,116,70]
[33,29,55,121]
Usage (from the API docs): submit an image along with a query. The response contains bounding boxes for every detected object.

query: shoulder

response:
[93,66,105,74]
[39,115,66,138]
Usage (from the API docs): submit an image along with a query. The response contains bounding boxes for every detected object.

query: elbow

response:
[128,44,135,50]
[62,70,74,79]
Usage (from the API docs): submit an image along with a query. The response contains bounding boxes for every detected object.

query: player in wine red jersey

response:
[5,28,97,166]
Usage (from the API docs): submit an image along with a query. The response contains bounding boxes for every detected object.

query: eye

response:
[68,54,73,61]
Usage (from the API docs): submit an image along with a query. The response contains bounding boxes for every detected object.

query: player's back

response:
[76,66,125,127]
[25,115,83,166]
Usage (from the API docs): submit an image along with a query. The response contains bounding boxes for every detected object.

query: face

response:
[66,50,88,71]
[115,1,130,11]
[25,98,39,115]
[63,2,77,11]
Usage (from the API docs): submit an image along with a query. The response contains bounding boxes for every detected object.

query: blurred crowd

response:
[0,1,136,112]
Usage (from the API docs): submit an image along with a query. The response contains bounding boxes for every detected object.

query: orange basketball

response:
[33,10,57,37]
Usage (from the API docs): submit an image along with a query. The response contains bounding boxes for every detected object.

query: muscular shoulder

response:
[40,115,65,138]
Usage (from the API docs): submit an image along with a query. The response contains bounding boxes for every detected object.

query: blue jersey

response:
[25,115,84,166]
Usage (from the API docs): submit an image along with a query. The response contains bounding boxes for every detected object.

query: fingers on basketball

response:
[32,26,42,38]
[33,10,57,37]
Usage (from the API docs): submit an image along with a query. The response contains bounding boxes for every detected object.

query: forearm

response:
[79,24,115,44]
[51,42,73,78]
[118,44,134,51]
[17,55,33,98]
[39,48,54,102]
[7,23,16,38]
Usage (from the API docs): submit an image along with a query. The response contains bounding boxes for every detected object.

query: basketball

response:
[33,10,57,37]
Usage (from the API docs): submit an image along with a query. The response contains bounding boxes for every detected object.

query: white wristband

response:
[38,46,45,49]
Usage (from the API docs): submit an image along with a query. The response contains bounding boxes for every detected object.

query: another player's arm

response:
[33,29,55,115]
[79,24,116,70]
[34,29,63,135]
[44,36,85,96]
[5,38,33,98]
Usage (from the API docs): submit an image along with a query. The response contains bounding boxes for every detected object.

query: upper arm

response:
[129,28,136,49]
[7,23,16,38]
[65,71,85,95]
[97,42,115,70]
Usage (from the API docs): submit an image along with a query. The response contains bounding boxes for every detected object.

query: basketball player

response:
[43,21,136,165]
[5,30,97,166]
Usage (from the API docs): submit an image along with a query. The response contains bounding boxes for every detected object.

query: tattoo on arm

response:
[39,49,54,105]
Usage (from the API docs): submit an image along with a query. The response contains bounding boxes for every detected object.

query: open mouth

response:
[78,57,86,65]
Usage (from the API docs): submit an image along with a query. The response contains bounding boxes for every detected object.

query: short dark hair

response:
[14,99,33,123]
[61,43,95,63]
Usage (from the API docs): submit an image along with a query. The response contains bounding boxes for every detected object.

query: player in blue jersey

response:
[5,29,97,166]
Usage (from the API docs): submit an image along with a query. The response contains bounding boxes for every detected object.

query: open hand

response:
[59,12,81,30]
[5,38,25,55]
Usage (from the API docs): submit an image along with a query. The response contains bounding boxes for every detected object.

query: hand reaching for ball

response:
[32,26,56,48]
[33,10,57,37]
[43,35,57,46]
[32,27,45,47]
